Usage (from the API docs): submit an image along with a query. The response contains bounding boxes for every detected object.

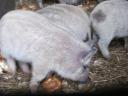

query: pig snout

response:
[71,46,97,82]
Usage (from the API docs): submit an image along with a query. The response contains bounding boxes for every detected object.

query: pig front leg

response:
[124,37,128,52]
[98,37,113,59]
[30,60,50,93]
[19,62,31,75]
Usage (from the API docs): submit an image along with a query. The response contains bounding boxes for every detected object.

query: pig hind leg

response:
[19,62,31,75]
[30,61,50,93]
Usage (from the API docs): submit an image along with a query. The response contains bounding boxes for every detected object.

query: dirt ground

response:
[0,0,128,96]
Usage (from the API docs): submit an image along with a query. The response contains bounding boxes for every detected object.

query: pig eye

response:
[83,33,92,42]
[82,65,88,70]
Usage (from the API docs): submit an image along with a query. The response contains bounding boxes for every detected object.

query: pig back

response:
[0,10,90,64]
[91,0,128,38]
[0,10,70,61]
[37,4,91,41]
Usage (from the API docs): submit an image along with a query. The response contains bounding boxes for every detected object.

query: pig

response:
[90,0,128,59]
[37,0,85,8]
[37,4,91,42]
[97,0,128,3]
[37,0,43,8]
[96,0,106,3]
[58,0,85,5]
[0,9,96,93]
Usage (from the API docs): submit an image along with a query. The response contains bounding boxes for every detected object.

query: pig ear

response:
[85,39,96,49]
[81,47,97,66]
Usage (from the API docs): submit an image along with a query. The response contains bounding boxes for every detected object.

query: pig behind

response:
[0,10,96,93]
[90,0,128,59]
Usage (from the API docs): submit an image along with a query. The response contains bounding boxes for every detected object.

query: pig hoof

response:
[29,82,39,94]
[104,55,111,60]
